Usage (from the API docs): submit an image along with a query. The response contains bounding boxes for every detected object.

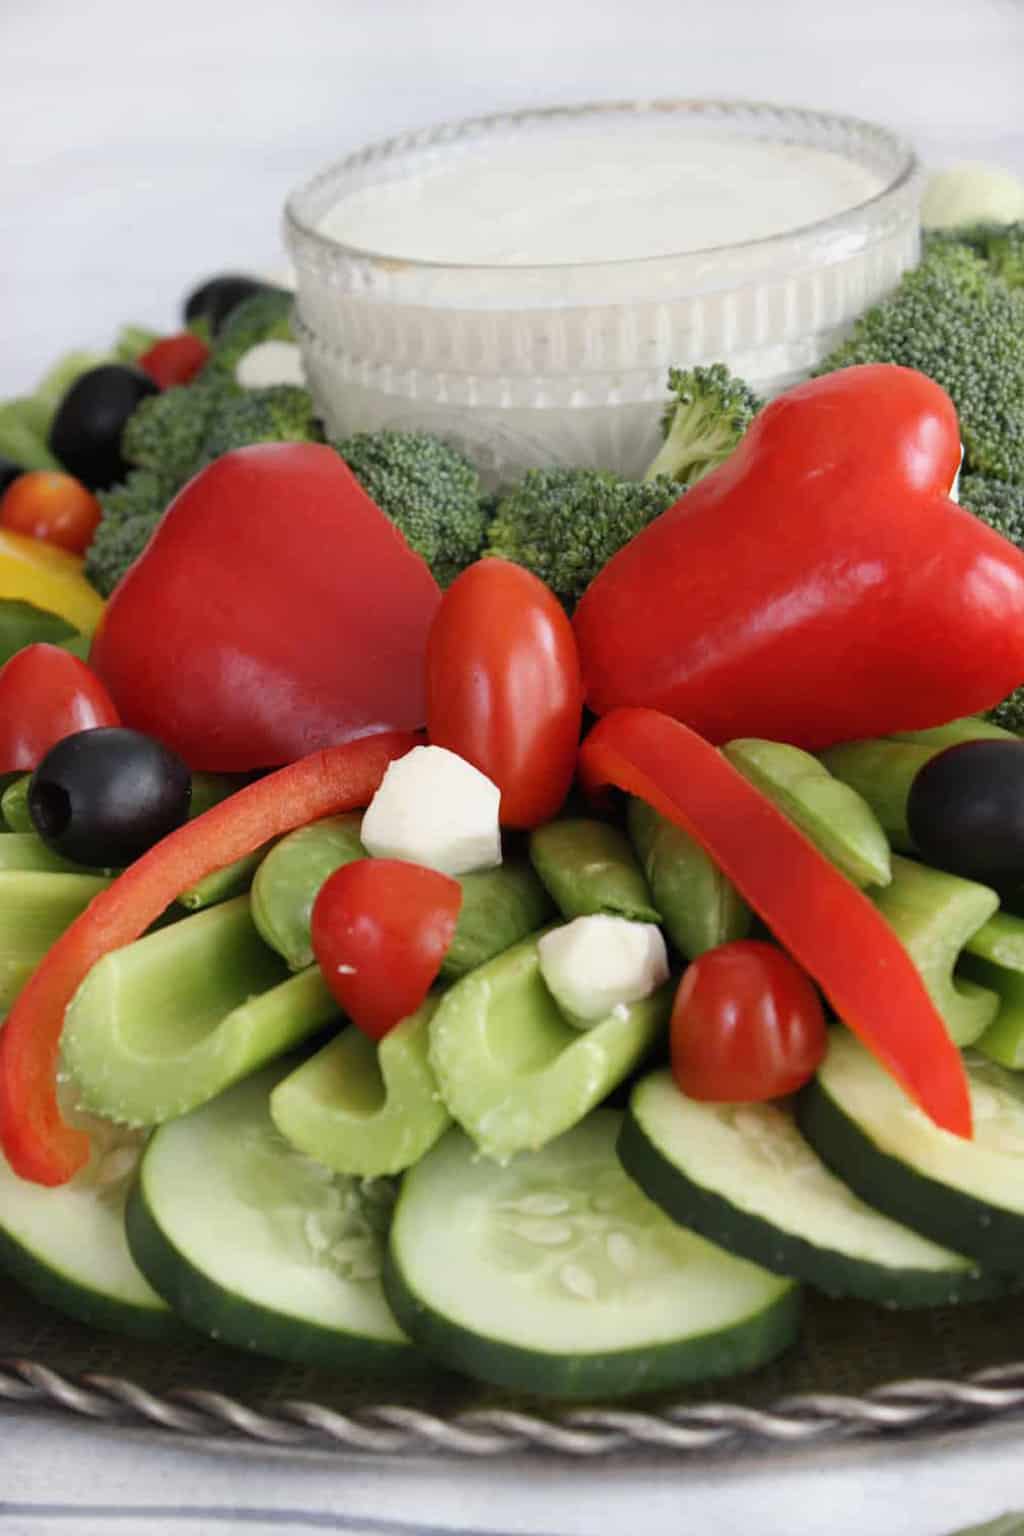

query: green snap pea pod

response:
[441,861,553,978]
[270,997,450,1178]
[870,855,1000,1047]
[528,817,660,923]
[0,599,77,665]
[960,912,1024,1068]
[722,739,892,889]
[887,717,1017,748]
[189,771,251,819]
[251,813,367,970]
[627,796,751,960]
[0,870,111,1009]
[178,845,274,912]
[61,895,336,1126]
[1,775,33,832]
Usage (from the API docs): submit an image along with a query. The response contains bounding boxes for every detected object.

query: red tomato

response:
[311,858,462,1041]
[670,940,826,1102]
[137,332,210,389]
[0,643,120,774]
[0,472,102,555]
[426,559,583,828]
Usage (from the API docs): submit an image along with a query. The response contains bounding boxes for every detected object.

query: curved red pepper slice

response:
[0,730,418,1186]
[578,708,972,1139]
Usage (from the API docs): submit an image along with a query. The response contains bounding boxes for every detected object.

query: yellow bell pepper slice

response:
[0,530,105,637]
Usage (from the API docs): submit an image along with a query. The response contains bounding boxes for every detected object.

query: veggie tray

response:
[6,181,1024,1467]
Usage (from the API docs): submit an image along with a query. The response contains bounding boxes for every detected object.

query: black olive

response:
[182,274,287,336]
[906,739,1024,891]
[0,456,23,496]
[48,365,159,490]
[29,728,191,867]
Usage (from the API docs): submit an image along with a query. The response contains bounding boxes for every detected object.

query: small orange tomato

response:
[0,471,102,555]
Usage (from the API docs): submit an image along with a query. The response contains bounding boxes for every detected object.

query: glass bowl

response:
[284,100,921,482]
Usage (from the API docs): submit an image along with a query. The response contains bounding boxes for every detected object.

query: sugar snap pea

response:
[627,796,751,959]
[529,817,660,923]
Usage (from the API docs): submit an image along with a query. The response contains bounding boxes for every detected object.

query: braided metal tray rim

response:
[5,1355,1024,1460]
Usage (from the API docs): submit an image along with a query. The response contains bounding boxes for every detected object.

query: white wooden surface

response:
[2,1,1024,1530]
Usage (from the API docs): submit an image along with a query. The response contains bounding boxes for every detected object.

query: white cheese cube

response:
[537,916,669,1026]
[360,745,502,875]
[235,340,306,391]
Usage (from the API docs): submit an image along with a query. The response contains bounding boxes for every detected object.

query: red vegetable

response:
[137,332,210,389]
[426,559,583,827]
[0,643,119,774]
[578,707,972,1138]
[670,940,826,1102]
[312,858,462,1040]
[574,365,1024,751]
[0,729,416,1186]
[88,444,441,771]
[0,471,102,554]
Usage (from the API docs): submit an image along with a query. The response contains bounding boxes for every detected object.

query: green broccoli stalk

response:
[815,247,1024,485]
[334,430,488,586]
[198,385,322,465]
[485,468,682,609]
[643,364,762,487]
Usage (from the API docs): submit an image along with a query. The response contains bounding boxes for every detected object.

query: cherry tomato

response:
[137,332,210,390]
[670,940,826,1102]
[311,858,462,1040]
[0,472,102,555]
[0,643,120,774]
[426,559,583,828]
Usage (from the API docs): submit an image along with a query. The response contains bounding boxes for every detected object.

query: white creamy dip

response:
[318,130,887,266]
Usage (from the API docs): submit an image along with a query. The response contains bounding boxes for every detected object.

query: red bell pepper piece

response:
[574,365,1024,751]
[0,729,417,1186]
[578,707,972,1139]
[137,332,210,390]
[89,444,442,772]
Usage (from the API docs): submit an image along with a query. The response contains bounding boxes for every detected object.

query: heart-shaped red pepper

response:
[574,365,1024,750]
[89,444,442,772]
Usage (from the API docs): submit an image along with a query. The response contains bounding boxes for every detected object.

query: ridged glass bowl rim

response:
[283,97,920,286]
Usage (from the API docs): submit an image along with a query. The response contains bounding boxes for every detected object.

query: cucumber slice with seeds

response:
[385,1112,800,1399]
[620,1071,1003,1307]
[126,1064,425,1374]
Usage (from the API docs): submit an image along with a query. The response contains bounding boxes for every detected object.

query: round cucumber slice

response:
[798,1030,1024,1271]
[125,1064,427,1374]
[385,1111,800,1399]
[621,1071,1005,1307]
[0,1130,178,1338]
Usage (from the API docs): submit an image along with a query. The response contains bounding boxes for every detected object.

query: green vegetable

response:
[627,796,752,958]
[815,246,1024,485]
[197,384,322,466]
[177,845,273,912]
[529,817,661,922]
[251,813,367,971]
[1,775,34,833]
[204,288,295,380]
[485,467,681,609]
[121,378,232,484]
[0,600,77,665]
[722,738,892,888]
[427,931,668,1162]
[112,324,161,364]
[441,861,553,978]
[956,474,1024,730]
[85,470,178,596]
[334,430,488,586]
[960,912,1024,1068]
[925,222,1024,291]
[33,352,108,415]
[0,870,111,1008]
[270,998,451,1177]
[0,399,61,471]
[643,363,762,487]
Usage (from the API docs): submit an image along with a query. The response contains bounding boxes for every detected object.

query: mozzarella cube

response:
[235,340,306,391]
[537,916,669,1026]
[360,745,502,875]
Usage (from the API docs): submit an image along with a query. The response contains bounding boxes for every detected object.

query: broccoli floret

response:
[122,375,238,484]
[485,468,681,609]
[198,385,322,464]
[334,430,488,585]
[924,222,1024,290]
[205,289,295,382]
[959,472,1024,546]
[85,469,178,596]
[643,364,762,487]
[816,248,1024,485]
[987,692,1024,734]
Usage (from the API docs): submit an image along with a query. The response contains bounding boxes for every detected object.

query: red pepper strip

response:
[578,708,972,1139]
[0,730,418,1186]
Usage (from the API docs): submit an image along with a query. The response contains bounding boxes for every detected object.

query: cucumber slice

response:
[62,897,330,1126]
[0,870,110,1008]
[126,1064,424,1374]
[270,998,451,1177]
[620,1071,1002,1307]
[0,1127,177,1338]
[385,1112,800,1399]
[529,818,660,923]
[627,797,751,959]
[798,1030,1024,1270]
[428,932,668,1161]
